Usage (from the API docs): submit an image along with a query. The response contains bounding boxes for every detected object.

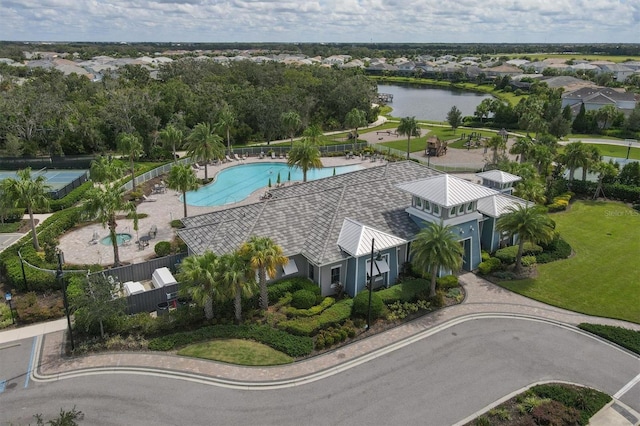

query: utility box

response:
[152,267,177,289]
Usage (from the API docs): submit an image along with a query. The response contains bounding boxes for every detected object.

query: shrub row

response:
[578,323,640,355]
[436,275,459,290]
[266,277,320,304]
[478,257,501,275]
[377,278,430,303]
[568,179,640,204]
[494,243,542,264]
[547,192,572,213]
[278,298,353,336]
[537,235,572,264]
[282,297,335,317]
[352,291,384,319]
[291,289,317,309]
[530,383,611,425]
[148,324,313,357]
[0,207,86,291]
[314,321,357,350]
[43,181,93,213]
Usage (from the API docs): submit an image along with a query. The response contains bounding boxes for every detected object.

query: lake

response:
[377,83,494,121]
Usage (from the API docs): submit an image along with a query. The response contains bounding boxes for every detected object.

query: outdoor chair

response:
[226,155,233,162]
[142,194,157,202]
[271,152,276,160]
[233,153,241,161]
[149,225,158,239]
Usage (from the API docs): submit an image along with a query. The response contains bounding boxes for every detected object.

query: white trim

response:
[330,265,341,284]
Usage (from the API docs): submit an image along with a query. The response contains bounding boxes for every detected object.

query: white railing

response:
[120,158,192,191]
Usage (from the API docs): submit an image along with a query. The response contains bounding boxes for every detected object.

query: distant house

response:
[486,64,523,78]
[561,87,638,115]
[597,63,635,82]
[178,162,527,297]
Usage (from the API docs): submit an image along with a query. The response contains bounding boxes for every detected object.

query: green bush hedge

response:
[154,241,172,257]
[44,181,93,213]
[530,383,611,424]
[291,289,317,309]
[478,257,502,275]
[148,324,313,357]
[436,275,458,290]
[352,291,384,319]
[282,297,334,317]
[278,299,353,336]
[266,277,319,304]
[494,243,542,264]
[537,236,572,264]
[377,279,429,304]
[578,323,640,355]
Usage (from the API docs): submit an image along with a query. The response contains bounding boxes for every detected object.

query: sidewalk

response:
[2,274,638,424]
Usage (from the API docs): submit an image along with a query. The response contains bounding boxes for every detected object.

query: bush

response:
[537,236,572,264]
[14,291,64,324]
[154,241,172,257]
[495,243,542,264]
[282,297,334,317]
[478,257,501,275]
[430,290,446,308]
[148,324,313,357]
[531,400,580,425]
[578,323,640,355]
[278,299,353,336]
[266,277,320,305]
[39,181,93,213]
[436,275,458,290]
[520,255,537,267]
[531,383,611,423]
[352,291,384,319]
[291,289,317,309]
[481,251,491,262]
[170,219,184,229]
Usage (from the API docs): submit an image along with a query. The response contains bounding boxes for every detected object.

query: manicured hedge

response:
[291,289,316,309]
[569,179,640,204]
[43,181,93,213]
[148,324,313,357]
[278,299,353,336]
[494,243,542,264]
[436,275,459,290]
[266,277,320,304]
[0,207,86,291]
[530,383,611,425]
[282,297,335,317]
[537,236,572,264]
[377,279,430,303]
[478,257,501,275]
[352,291,384,319]
[578,323,640,355]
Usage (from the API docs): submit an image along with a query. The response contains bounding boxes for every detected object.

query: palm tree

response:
[240,236,288,310]
[486,135,507,165]
[514,179,547,204]
[561,141,589,182]
[167,163,199,218]
[85,183,137,266]
[178,251,221,320]
[90,156,125,184]
[158,124,183,163]
[345,108,368,151]
[185,122,225,181]
[0,168,51,251]
[410,222,463,298]
[216,105,236,157]
[302,124,325,146]
[583,145,601,181]
[281,111,302,148]
[496,205,555,273]
[397,116,421,160]
[509,137,533,164]
[287,139,323,182]
[219,250,257,323]
[117,133,143,191]
[528,144,555,177]
[592,161,618,199]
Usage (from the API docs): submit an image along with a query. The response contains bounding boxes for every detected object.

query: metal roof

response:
[475,170,522,184]
[477,193,531,218]
[337,218,408,257]
[396,174,498,208]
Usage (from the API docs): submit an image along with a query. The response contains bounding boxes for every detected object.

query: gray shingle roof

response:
[178,161,440,265]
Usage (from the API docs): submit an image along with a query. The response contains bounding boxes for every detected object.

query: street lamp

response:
[57,249,75,350]
[4,292,15,324]
[366,239,383,331]
[626,140,633,160]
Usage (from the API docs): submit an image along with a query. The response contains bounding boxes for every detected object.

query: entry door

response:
[461,238,472,271]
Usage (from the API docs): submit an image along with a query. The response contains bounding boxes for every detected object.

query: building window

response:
[415,197,423,209]
[466,202,474,212]
[458,205,465,215]
[308,264,314,281]
[330,266,341,284]
[433,204,440,217]
[450,207,456,217]
[424,200,431,212]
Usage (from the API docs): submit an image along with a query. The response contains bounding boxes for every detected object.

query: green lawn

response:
[177,338,294,365]
[379,135,429,153]
[584,144,640,161]
[499,201,640,323]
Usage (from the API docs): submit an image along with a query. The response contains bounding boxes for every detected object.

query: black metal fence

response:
[0,155,97,170]
[230,142,368,158]
[50,171,90,199]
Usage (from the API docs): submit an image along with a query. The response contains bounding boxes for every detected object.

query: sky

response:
[0,0,639,44]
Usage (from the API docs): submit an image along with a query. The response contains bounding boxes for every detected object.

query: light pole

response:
[57,249,75,350]
[4,292,15,324]
[626,140,633,160]
[366,238,375,331]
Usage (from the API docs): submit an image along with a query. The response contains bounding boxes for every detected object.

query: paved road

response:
[1,317,637,425]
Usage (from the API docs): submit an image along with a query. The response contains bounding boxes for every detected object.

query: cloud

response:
[0,0,637,43]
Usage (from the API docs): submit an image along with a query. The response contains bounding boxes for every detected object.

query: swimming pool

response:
[184,162,363,207]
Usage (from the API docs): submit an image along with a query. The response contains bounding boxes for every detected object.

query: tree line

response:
[0,60,377,158]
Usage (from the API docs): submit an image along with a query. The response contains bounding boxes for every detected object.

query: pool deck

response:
[57,156,381,266]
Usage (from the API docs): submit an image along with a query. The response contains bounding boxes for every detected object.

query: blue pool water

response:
[185,162,363,207]
[100,233,133,246]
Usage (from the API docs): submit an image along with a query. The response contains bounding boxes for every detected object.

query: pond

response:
[377,83,494,121]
